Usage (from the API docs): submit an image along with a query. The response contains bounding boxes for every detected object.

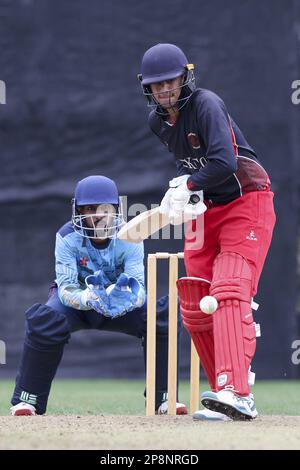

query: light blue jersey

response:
[55,222,145,310]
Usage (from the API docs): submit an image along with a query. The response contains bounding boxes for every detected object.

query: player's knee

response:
[25,303,70,347]
[210,252,253,302]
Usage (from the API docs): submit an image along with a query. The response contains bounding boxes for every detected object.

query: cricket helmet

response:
[72,175,123,239]
[138,43,195,114]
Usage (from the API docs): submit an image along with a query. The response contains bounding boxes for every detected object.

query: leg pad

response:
[211,252,256,395]
[177,277,215,390]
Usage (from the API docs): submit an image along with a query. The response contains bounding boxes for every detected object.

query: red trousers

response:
[184,191,276,296]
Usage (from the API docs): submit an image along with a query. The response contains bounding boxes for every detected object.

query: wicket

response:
[146,252,200,416]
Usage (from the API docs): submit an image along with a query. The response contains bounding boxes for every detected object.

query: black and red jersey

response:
[149,88,270,204]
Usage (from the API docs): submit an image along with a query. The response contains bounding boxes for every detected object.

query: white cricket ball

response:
[106,284,115,295]
[199,296,218,314]
[106,283,130,294]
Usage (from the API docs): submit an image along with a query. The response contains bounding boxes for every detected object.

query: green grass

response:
[1,379,300,415]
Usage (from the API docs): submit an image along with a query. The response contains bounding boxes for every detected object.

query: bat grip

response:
[188,193,201,205]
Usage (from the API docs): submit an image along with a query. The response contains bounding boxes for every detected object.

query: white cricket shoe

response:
[193,408,232,421]
[201,389,258,420]
[156,401,188,415]
[10,402,36,416]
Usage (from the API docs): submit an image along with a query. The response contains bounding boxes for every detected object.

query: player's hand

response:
[107,273,146,318]
[82,270,111,316]
[161,185,196,223]
[160,175,190,216]
[80,287,111,316]
[183,195,207,218]
[127,276,146,308]
[86,297,112,316]
[168,174,190,188]
[169,187,191,218]
[170,189,207,221]
[159,187,173,216]
[160,175,206,223]
[160,174,193,222]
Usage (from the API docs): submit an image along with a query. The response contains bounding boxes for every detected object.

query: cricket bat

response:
[117,207,169,243]
[117,193,206,244]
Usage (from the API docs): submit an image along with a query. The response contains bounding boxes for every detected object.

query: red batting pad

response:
[210,252,256,396]
[177,277,216,390]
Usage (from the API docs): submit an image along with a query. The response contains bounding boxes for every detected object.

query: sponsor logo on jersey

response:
[79,256,89,266]
[179,156,208,170]
[187,132,201,149]
[246,230,258,241]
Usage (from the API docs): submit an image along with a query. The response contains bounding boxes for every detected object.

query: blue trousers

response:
[12,288,182,414]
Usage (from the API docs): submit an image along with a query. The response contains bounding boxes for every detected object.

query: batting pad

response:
[177,277,216,390]
[211,252,256,396]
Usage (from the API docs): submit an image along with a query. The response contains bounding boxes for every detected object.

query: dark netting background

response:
[0,0,299,380]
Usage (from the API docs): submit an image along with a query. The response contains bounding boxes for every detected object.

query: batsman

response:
[10,175,186,416]
[138,43,276,420]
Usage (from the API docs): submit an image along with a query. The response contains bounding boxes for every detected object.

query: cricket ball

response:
[199,296,218,314]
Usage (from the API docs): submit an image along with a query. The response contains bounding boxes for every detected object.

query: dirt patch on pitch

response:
[0,415,299,450]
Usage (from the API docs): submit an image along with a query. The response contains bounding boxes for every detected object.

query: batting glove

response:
[160,175,206,223]
[160,175,190,210]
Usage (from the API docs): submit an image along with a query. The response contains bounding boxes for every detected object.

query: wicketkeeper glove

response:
[81,270,111,316]
[107,273,146,318]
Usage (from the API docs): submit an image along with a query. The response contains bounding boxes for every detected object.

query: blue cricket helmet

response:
[74,175,119,206]
[72,176,123,239]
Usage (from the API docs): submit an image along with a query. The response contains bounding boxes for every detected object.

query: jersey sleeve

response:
[176,160,193,176]
[187,92,238,191]
[55,233,90,310]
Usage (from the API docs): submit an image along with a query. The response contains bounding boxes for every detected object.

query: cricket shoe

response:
[10,402,36,416]
[193,408,232,421]
[156,401,188,415]
[201,390,258,421]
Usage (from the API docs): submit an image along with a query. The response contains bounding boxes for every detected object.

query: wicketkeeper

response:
[11,175,186,416]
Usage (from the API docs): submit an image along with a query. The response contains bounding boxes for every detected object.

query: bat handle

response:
[188,193,201,205]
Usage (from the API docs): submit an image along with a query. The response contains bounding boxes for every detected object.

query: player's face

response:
[79,204,116,240]
[150,76,184,109]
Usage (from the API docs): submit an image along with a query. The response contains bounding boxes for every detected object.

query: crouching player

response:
[11,175,186,416]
